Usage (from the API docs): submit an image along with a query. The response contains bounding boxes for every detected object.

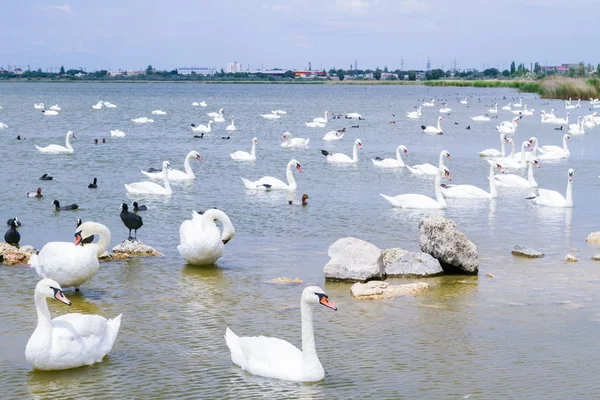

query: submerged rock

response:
[565,254,578,262]
[586,232,600,244]
[99,251,132,261]
[380,248,443,277]
[512,245,544,258]
[266,277,304,284]
[112,239,162,257]
[0,242,38,265]
[593,254,600,261]
[324,237,384,282]
[351,281,428,300]
[418,215,479,274]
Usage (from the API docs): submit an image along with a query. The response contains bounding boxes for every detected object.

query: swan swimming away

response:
[242,159,302,190]
[131,117,154,124]
[528,168,574,208]
[407,150,451,176]
[441,163,503,199]
[141,151,201,180]
[322,131,344,141]
[372,145,408,168]
[177,209,235,265]
[226,116,236,131]
[421,117,443,134]
[230,137,258,161]
[25,278,122,371]
[36,131,76,154]
[125,161,173,195]
[495,158,539,188]
[281,132,309,148]
[381,166,451,209]
[225,286,336,382]
[191,120,213,133]
[111,129,126,137]
[321,138,362,164]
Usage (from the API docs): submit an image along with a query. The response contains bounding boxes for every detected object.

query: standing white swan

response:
[231,137,258,161]
[226,116,236,131]
[225,286,337,382]
[407,150,451,176]
[36,131,76,154]
[177,209,235,265]
[421,117,443,134]
[25,278,122,371]
[28,221,111,290]
[322,131,344,141]
[528,168,574,208]
[141,151,201,180]
[125,161,172,195]
[372,145,408,168]
[281,132,310,148]
[242,159,301,190]
[441,163,503,199]
[479,134,508,157]
[321,139,362,164]
[381,166,451,209]
[495,159,539,188]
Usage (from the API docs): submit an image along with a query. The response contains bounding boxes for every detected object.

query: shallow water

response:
[1,82,600,398]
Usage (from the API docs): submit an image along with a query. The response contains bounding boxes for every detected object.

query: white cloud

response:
[45,4,73,13]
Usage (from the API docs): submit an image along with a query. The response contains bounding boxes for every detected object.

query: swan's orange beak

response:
[319,295,337,311]
[196,155,202,162]
[404,149,408,155]
[52,288,72,306]
[296,164,302,172]
[74,232,82,246]
[445,171,451,181]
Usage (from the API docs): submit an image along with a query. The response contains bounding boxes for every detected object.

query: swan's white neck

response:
[323,111,328,122]
[202,209,234,240]
[531,138,538,155]
[34,292,52,330]
[434,170,447,206]
[437,119,442,132]
[488,163,498,198]
[352,141,359,163]
[527,161,537,187]
[163,166,172,193]
[519,142,527,165]
[566,178,573,206]
[509,140,515,156]
[563,135,570,152]
[395,147,405,167]
[183,152,196,179]
[499,134,506,157]
[250,141,256,158]
[65,134,73,151]
[300,301,321,368]
[84,222,112,256]
[438,152,446,169]
[286,162,297,190]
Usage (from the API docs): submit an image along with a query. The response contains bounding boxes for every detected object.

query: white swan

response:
[25,278,122,371]
[177,209,235,265]
[111,129,126,137]
[42,110,58,116]
[92,101,103,110]
[550,112,569,125]
[495,158,539,188]
[131,117,154,124]
[242,159,301,190]
[407,150,451,176]
[141,151,201,180]
[191,121,213,133]
[305,121,325,128]
[281,132,309,149]
[231,137,258,161]
[488,103,498,114]
[421,116,443,134]
[441,163,503,199]
[479,134,508,157]
[213,113,225,123]
[322,131,344,141]
[513,97,523,108]
[36,131,76,154]
[49,104,61,111]
[460,97,468,105]
[313,111,329,124]
[496,141,529,169]
[226,116,236,131]
[192,101,207,107]
[207,108,224,119]
[34,103,45,110]
[225,286,336,382]
[422,99,436,107]
[151,110,166,115]
[28,221,111,290]
[262,113,281,120]
[502,103,512,111]
[471,115,491,122]
[321,139,361,164]
[381,166,451,209]
[529,168,574,208]
[520,105,535,116]
[103,101,117,108]
[583,113,597,128]
[406,107,422,119]
[125,161,172,195]
[345,112,362,119]
[568,117,584,135]
[537,135,571,160]
[0,122,7,129]
[372,145,408,168]
[439,105,452,113]
[272,109,287,115]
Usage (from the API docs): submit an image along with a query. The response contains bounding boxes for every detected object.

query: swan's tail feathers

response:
[321,150,330,156]
[421,125,427,130]
[305,139,310,146]
[224,327,243,366]
[28,254,38,268]
[241,178,256,189]
[103,314,122,351]
[375,156,382,161]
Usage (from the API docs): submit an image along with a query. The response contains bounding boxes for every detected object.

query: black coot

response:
[53,200,78,211]
[120,203,143,240]
[4,219,20,247]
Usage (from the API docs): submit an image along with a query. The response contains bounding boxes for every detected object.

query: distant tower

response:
[426,57,431,71]
[453,59,458,72]
[354,58,358,71]
[400,58,404,71]
[308,61,312,71]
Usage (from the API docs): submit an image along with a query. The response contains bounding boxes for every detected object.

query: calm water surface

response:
[1,82,600,399]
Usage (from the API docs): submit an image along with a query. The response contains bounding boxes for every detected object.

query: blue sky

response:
[1,0,597,72]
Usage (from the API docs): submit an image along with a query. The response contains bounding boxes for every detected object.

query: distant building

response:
[177,67,215,76]
[226,62,243,73]
[108,71,124,77]
[14,68,23,75]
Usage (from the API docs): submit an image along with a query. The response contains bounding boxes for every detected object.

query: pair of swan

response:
[132,117,154,124]
[513,97,523,108]
[495,158,539,188]
[540,109,557,122]
[546,112,569,125]
[29,221,111,290]
[496,117,519,135]
[141,151,201,180]
[125,161,172,195]
[321,139,362,164]
[381,166,451,209]
[407,150,450,176]
[528,169,574,208]
[406,106,422,119]
[178,209,235,265]
[231,138,258,161]
[111,129,125,137]
[36,131,76,154]
[282,132,309,148]
[533,135,570,160]
[192,101,207,107]
[26,278,121,371]
[568,117,585,135]
[242,159,301,190]
[207,108,224,119]
[226,116,236,131]
[191,120,213,133]
[493,141,530,169]
[421,117,443,134]
[225,286,336,382]
[441,162,504,199]
[322,131,344,141]
[372,145,408,168]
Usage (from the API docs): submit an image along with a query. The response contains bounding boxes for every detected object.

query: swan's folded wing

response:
[536,188,566,204]
[237,335,303,377]
[51,314,109,364]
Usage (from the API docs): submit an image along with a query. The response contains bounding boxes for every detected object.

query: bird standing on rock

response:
[120,203,143,240]
[5,218,21,247]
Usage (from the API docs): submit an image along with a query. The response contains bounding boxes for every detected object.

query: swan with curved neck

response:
[178,209,235,265]
[495,141,529,169]
[225,286,336,382]
[495,158,539,188]
[141,151,201,180]
[191,120,213,133]
[381,166,451,209]
[536,135,571,159]
[322,139,362,164]
[242,159,301,190]
[231,137,258,161]
[422,117,443,134]
[313,111,329,124]
[281,132,310,148]
[479,134,508,157]
[406,106,422,119]
[407,150,451,176]
[530,168,573,208]
[226,116,236,131]
[36,131,76,154]
[568,117,585,135]
[372,145,408,168]
[441,163,503,199]
[125,161,173,195]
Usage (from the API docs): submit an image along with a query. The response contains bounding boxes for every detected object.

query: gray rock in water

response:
[381,248,443,277]
[113,239,162,257]
[324,237,384,282]
[512,245,544,258]
[418,215,479,274]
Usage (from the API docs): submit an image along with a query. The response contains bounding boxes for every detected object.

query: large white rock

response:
[381,248,443,277]
[351,281,429,300]
[324,237,384,282]
[418,215,479,274]
[113,239,162,257]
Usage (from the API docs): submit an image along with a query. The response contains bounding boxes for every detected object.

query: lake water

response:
[1,82,600,399]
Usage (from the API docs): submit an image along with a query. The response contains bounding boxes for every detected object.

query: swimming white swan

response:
[36,131,76,154]
[529,168,574,208]
[321,139,362,164]
[495,141,529,169]
[272,109,287,115]
[262,113,281,120]
[191,120,213,133]
[131,117,154,124]
[460,98,468,105]
[488,103,498,114]
[177,209,235,265]
[192,101,207,107]
[231,137,258,161]
[242,159,301,190]
[471,115,491,122]
[92,102,103,110]
[226,116,236,131]
[281,132,310,148]
[372,145,408,168]
[42,110,58,116]
[28,221,111,290]
[550,112,569,125]
[103,101,117,108]
[568,118,585,135]
[207,108,224,119]
[225,286,336,382]
[305,121,325,128]
[520,105,535,116]
[422,99,436,107]
[495,158,539,188]
[50,104,61,111]
[406,107,422,119]
[213,113,225,123]
[502,103,512,111]
[0,122,7,129]
[322,131,344,141]
[439,105,452,113]
[345,112,362,119]
[141,151,201,180]
[25,278,122,371]
[34,103,45,110]
[536,135,571,160]
[441,163,503,199]
[479,134,508,157]
[151,110,166,115]
[513,97,523,108]
[510,137,538,161]
[111,129,126,137]
[421,117,443,134]
[313,111,329,124]
[381,166,451,209]
[125,161,172,195]
[407,150,450,176]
